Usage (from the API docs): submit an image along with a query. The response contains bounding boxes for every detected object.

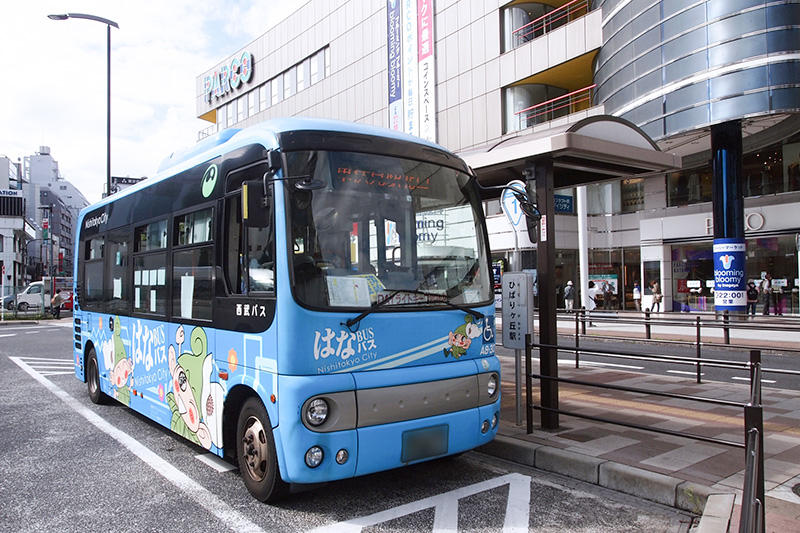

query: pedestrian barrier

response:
[567,307,800,358]
[523,334,765,530]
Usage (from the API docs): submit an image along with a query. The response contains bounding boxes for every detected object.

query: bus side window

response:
[247,225,274,292]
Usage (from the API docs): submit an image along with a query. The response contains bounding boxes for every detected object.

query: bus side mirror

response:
[242,180,272,228]
[510,189,541,242]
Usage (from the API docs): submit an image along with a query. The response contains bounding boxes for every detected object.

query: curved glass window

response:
[286,151,490,310]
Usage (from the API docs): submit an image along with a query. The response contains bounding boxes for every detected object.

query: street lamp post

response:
[48,13,119,198]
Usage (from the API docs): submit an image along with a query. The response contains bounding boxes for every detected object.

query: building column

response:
[711,120,746,312]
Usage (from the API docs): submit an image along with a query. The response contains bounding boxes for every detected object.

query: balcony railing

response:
[512,0,590,44]
[514,84,595,127]
[198,124,218,141]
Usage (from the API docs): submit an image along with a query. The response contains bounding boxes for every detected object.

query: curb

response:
[478,435,735,531]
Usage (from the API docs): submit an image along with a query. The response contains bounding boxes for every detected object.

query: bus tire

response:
[86,347,109,405]
[236,396,288,502]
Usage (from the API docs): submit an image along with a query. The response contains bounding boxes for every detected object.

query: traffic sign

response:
[501,180,527,229]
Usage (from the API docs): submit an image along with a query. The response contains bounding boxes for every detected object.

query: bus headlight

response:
[305,398,329,426]
[305,446,324,468]
[487,374,498,397]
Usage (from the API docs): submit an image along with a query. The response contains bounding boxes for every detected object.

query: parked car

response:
[14,281,49,312]
[2,294,14,310]
[61,291,74,311]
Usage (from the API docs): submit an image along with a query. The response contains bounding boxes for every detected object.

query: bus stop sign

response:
[501,180,527,229]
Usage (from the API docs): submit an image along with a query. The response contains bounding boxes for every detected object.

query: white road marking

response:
[195,453,236,473]
[667,370,704,376]
[731,376,775,384]
[10,356,267,533]
[17,356,73,363]
[306,472,531,533]
[578,361,645,370]
[39,371,76,376]
[0,333,16,338]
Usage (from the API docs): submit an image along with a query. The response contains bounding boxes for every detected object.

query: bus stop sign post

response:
[501,181,528,426]
[502,272,534,426]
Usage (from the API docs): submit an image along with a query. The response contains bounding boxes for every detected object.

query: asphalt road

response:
[0,321,694,532]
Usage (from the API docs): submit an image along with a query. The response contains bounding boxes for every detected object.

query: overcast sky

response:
[0,1,304,204]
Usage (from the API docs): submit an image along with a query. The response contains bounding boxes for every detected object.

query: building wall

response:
[595,0,800,140]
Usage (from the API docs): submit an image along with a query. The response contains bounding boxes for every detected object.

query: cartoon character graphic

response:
[443,316,482,359]
[101,316,133,406]
[165,325,225,450]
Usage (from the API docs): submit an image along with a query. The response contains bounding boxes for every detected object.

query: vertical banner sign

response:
[713,238,746,310]
[387,0,403,131]
[402,0,419,136]
[502,272,534,350]
[417,0,437,142]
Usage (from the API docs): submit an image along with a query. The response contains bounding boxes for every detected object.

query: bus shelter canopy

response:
[461,116,681,190]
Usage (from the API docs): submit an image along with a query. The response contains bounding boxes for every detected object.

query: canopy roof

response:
[461,115,681,189]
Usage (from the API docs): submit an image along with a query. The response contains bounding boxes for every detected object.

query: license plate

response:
[401,424,448,463]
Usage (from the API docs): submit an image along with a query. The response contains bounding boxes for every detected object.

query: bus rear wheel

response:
[236,397,288,502]
[86,347,109,405]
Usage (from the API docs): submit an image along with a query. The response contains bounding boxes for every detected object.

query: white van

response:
[14,281,50,312]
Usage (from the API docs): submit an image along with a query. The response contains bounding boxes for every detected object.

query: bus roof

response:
[82,117,455,218]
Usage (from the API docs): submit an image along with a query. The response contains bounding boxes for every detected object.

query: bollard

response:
[695,316,702,384]
[525,333,533,434]
[574,310,580,368]
[645,308,651,339]
[723,310,731,344]
[580,307,586,335]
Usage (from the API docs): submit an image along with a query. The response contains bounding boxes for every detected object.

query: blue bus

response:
[73,118,499,501]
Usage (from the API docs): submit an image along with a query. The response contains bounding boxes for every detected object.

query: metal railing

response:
[524,336,765,528]
[568,308,800,356]
[511,0,590,44]
[514,84,596,126]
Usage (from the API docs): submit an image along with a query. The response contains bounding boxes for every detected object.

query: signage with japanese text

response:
[501,272,534,350]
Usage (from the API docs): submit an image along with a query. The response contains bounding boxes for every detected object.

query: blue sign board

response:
[554,194,573,213]
[713,238,746,310]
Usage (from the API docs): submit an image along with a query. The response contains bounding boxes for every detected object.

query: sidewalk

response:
[480,317,800,531]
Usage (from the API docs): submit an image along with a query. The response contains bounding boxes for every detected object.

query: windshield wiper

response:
[341,289,484,332]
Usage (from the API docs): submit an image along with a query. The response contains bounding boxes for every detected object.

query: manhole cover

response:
[792,483,800,498]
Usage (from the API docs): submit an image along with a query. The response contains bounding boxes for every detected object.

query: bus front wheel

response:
[236,397,288,502]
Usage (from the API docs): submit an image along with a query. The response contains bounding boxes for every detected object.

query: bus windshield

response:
[286,150,490,310]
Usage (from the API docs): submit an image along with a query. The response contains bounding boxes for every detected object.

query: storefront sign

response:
[554,194,573,213]
[417,0,437,142]
[387,0,403,131]
[203,51,254,103]
[0,189,22,197]
[713,238,746,310]
[402,0,419,136]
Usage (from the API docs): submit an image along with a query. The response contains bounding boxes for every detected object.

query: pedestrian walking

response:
[585,281,598,326]
[633,281,641,311]
[50,289,64,319]
[602,281,613,310]
[760,273,773,315]
[651,281,662,312]
[746,281,759,316]
[564,280,575,311]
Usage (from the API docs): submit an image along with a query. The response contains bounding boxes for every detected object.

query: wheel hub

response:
[242,416,268,481]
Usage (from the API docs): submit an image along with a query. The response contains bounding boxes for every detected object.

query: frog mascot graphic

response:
[444,315,482,359]
[108,316,133,406]
[166,325,225,450]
